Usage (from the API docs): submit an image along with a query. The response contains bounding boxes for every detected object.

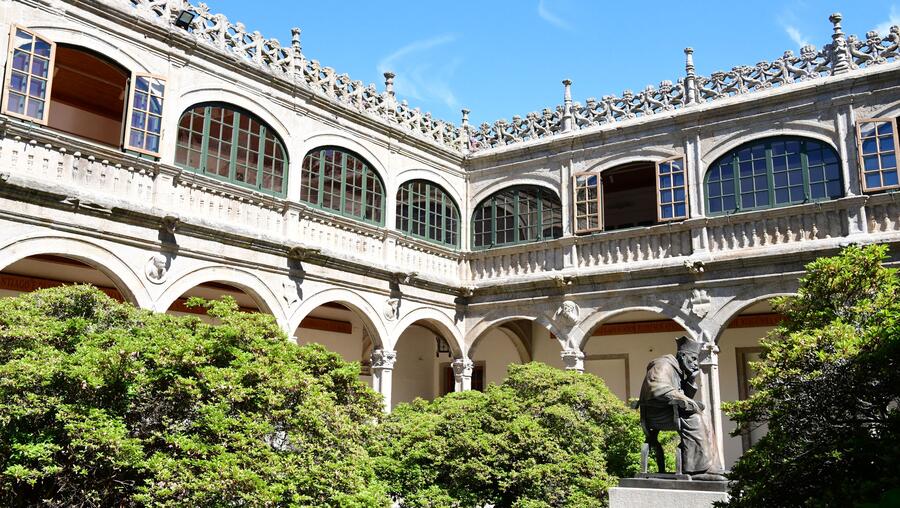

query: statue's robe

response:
[638,354,716,475]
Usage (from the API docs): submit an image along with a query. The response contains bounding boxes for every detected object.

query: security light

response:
[174,10,196,29]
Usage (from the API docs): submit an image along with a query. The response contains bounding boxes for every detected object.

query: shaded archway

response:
[582,308,694,402]
[0,235,150,308]
[466,316,559,391]
[163,280,267,322]
[715,296,787,468]
[0,254,134,304]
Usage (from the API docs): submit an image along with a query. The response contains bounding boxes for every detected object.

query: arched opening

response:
[601,162,657,230]
[716,297,786,468]
[293,301,380,389]
[0,254,133,303]
[49,45,129,147]
[175,103,288,196]
[165,281,266,321]
[472,186,563,249]
[468,319,533,389]
[392,321,460,407]
[583,310,692,402]
[395,179,460,248]
[299,146,385,224]
[705,136,842,216]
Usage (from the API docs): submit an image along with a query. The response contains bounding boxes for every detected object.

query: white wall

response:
[471,327,523,387]
[393,325,442,407]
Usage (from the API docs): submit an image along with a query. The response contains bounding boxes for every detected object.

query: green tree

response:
[0,285,389,507]
[722,244,900,507]
[370,362,643,507]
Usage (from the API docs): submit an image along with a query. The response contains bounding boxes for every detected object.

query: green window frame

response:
[175,103,287,196]
[300,147,385,225]
[472,186,563,250]
[396,180,460,248]
[705,136,843,216]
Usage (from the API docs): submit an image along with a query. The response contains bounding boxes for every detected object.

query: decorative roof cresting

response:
[119,2,898,154]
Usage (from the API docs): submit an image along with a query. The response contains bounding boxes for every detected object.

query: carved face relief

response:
[282,281,299,308]
[555,300,580,326]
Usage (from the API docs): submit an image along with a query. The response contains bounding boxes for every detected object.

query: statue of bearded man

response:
[637,335,724,478]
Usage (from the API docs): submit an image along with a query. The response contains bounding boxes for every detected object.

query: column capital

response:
[561,348,585,372]
[451,358,474,378]
[371,348,397,370]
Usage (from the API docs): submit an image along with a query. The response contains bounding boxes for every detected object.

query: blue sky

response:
[207,1,900,126]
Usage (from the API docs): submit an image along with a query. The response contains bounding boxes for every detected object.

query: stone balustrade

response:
[865,192,900,235]
[575,221,694,268]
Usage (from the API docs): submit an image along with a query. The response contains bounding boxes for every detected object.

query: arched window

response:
[300,147,385,225]
[175,103,287,196]
[396,180,460,248]
[472,186,563,249]
[705,137,842,216]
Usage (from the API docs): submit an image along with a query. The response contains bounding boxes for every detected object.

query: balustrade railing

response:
[575,223,693,268]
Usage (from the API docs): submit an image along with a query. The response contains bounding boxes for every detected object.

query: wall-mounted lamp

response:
[174,10,196,29]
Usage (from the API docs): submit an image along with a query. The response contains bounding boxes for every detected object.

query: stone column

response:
[452,358,474,392]
[561,348,585,373]
[371,348,397,413]
[699,339,725,470]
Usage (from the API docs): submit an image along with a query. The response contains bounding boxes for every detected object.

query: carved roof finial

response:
[384,71,396,97]
[684,47,695,77]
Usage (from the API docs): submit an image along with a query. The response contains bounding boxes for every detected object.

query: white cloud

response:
[537,0,571,31]
[875,5,900,36]
[377,34,460,109]
[784,24,809,48]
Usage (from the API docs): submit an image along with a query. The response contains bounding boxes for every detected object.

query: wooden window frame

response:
[299,147,385,225]
[471,186,562,250]
[123,73,166,157]
[656,156,689,222]
[396,179,460,249]
[705,137,843,216]
[2,25,56,125]
[572,171,603,234]
[175,104,288,197]
[856,117,900,192]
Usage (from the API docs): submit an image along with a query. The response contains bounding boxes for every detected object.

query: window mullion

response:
[256,124,266,191]
[200,107,212,175]
[732,156,740,212]
[766,142,775,208]
[537,189,544,240]
[800,140,811,201]
[316,150,325,207]
[425,184,432,241]
[360,164,369,223]
[228,111,240,183]
[490,198,497,247]
[339,154,348,218]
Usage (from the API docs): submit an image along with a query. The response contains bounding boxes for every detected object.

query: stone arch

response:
[392,306,464,356]
[155,266,285,324]
[583,150,680,174]
[174,87,291,145]
[287,287,387,349]
[466,312,563,359]
[470,178,560,208]
[299,133,388,185]
[709,292,795,344]
[28,24,151,74]
[869,98,900,118]
[576,304,697,350]
[395,171,464,215]
[702,128,839,168]
[0,234,151,309]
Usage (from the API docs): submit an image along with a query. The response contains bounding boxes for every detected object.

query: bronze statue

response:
[637,335,725,480]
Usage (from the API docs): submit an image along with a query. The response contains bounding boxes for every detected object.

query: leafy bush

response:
[370,362,643,507]
[0,285,389,507]
[722,245,900,507]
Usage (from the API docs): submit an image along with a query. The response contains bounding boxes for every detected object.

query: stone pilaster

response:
[699,339,725,470]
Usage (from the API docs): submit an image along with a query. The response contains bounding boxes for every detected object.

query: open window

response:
[572,158,689,234]
[2,26,165,157]
[856,118,899,192]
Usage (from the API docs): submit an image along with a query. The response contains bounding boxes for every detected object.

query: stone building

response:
[1,0,899,470]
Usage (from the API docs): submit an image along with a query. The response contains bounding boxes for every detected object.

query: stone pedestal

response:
[610,478,729,508]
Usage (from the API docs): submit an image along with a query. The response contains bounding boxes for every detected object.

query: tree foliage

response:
[722,245,900,507]
[370,362,643,507]
[0,285,389,507]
